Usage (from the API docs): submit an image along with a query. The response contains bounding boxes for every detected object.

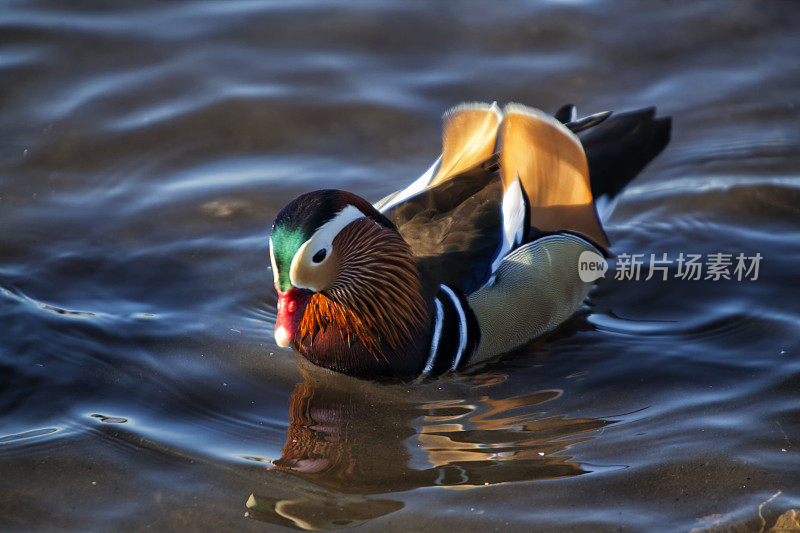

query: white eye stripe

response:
[310,205,366,245]
[289,204,366,289]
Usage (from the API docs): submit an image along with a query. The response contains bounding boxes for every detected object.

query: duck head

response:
[269,190,427,370]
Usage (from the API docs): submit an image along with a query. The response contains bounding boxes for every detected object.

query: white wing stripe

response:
[441,285,468,370]
[421,298,444,375]
[378,155,442,213]
[490,176,526,276]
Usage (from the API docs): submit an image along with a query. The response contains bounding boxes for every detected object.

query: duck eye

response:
[312,248,327,264]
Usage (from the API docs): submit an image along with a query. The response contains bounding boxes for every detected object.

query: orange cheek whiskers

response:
[296,218,427,365]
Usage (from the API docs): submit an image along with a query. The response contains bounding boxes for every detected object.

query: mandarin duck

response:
[269,103,670,379]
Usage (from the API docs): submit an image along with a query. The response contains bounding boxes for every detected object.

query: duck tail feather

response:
[574,106,672,201]
[554,104,577,124]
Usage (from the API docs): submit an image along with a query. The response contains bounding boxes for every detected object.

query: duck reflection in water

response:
[245,357,613,529]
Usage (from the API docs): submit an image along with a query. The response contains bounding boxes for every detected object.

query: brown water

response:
[2,1,799,531]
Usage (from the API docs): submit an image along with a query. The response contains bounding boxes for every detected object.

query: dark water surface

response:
[2,1,799,531]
